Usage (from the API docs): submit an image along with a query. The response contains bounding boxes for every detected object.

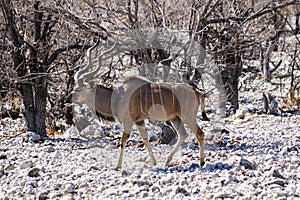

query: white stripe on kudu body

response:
[73,44,208,169]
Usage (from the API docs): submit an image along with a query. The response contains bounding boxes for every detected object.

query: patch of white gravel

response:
[0,111,299,199]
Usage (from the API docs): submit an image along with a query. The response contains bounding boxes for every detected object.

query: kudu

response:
[73,43,208,169]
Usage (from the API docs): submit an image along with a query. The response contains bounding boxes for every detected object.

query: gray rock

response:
[240,158,256,170]
[214,191,230,199]
[175,186,189,196]
[20,160,34,169]
[0,165,5,176]
[73,169,84,177]
[272,169,285,179]
[141,191,149,198]
[0,152,7,159]
[25,132,41,143]
[38,191,49,200]
[52,150,62,158]
[22,185,34,194]
[159,122,177,145]
[61,126,80,139]
[266,179,285,187]
[73,115,91,132]
[28,167,40,177]
[46,146,56,153]
[149,135,158,143]
[79,125,104,141]
[64,183,75,194]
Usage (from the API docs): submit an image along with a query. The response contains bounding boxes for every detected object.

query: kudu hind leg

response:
[186,120,205,166]
[115,125,132,169]
[165,117,188,167]
[136,121,157,166]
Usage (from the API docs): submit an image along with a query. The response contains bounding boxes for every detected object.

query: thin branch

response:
[0,0,23,48]
[47,44,91,65]
[207,0,300,24]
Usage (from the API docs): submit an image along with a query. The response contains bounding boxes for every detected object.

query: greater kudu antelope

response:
[73,43,208,169]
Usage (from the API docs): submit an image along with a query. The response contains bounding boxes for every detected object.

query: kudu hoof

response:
[165,158,172,167]
[114,165,122,170]
[200,160,205,167]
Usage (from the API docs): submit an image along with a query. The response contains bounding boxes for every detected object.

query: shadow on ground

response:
[150,162,233,174]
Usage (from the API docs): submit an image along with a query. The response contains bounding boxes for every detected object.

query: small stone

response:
[149,135,158,143]
[38,191,49,200]
[20,160,34,169]
[175,186,189,195]
[64,183,75,194]
[141,191,149,198]
[73,169,84,177]
[174,193,186,199]
[23,185,34,194]
[114,124,122,130]
[0,165,5,176]
[62,126,80,139]
[28,167,40,177]
[272,169,285,179]
[52,150,62,158]
[233,110,245,120]
[240,158,256,170]
[74,115,90,132]
[0,153,7,159]
[188,143,198,149]
[266,179,285,187]
[216,162,224,170]
[287,146,299,153]
[122,169,133,176]
[47,146,55,153]
[214,191,230,198]
[25,131,41,143]
[150,185,160,193]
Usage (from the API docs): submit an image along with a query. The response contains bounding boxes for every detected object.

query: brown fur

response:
[76,76,206,169]
[73,45,206,169]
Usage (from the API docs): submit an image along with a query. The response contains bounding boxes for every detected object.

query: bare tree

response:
[0,0,107,137]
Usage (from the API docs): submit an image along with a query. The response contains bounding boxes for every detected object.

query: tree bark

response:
[20,84,36,133]
[19,73,47,138]
[34,78,47,137]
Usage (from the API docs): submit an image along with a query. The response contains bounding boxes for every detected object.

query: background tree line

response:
[1,0,299,138]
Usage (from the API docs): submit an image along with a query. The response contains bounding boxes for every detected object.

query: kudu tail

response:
[199,92,210,121]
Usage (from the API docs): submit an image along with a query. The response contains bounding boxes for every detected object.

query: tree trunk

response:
[20,84,36,132]
[228,70,240,111]
[34,79,47,138]
[20,80,47,138]
[219,53,242,113]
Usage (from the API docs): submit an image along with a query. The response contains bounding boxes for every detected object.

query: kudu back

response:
[73,44,207,169]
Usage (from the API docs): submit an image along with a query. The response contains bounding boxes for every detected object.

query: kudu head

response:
[72,42,116,111]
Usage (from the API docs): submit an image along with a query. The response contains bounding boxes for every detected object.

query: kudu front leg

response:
[186,120,205,166]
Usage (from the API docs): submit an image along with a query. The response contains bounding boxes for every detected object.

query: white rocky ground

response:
[1,59,300,199]
[0,111,299,200]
